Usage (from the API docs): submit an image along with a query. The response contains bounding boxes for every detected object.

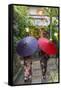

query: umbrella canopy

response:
[38,38,57,55]
[16,36,38,57]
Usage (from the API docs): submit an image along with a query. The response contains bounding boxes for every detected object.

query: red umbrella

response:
[38,38,57,55]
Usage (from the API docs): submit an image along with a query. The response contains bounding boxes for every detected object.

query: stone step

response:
[32,69,41,76]
[32,61,42,83]
[32,61,41,69]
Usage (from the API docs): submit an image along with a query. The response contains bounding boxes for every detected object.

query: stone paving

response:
[14,57,59,85]
[32,60,42,83]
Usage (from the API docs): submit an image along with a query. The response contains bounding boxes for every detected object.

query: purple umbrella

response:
[16,36,38,57]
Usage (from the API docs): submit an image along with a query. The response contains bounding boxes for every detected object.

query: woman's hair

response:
[23,56,31,60]
[40,50,50,60]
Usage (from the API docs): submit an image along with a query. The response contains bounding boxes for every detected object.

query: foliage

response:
[13,6,59,42]
[13,6,33,41]
[44,7,58,16]
[46,8,58,41]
